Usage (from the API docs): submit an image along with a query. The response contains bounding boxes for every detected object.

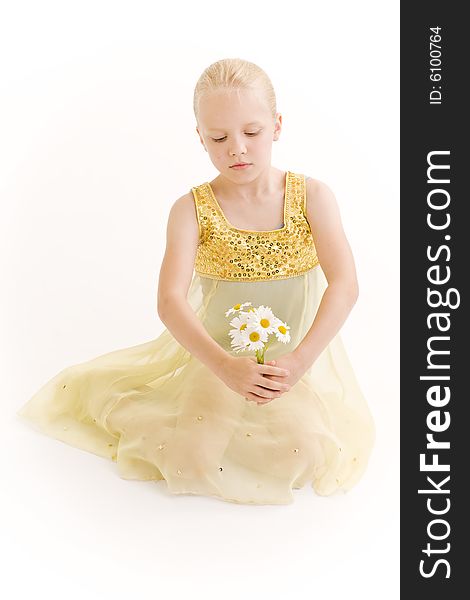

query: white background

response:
[0,1,399,598]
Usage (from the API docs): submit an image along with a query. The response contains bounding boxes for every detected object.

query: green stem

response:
[256,336,273,364]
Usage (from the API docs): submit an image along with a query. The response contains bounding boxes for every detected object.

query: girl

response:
[17,58,375,505]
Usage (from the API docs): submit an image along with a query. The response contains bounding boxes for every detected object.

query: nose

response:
[228,135,247,157]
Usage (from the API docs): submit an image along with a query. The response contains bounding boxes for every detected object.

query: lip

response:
[230,163,252,169]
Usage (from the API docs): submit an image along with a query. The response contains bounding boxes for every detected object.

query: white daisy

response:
[230,338,248,353]
[272,317,291,344]
[225,301,252,318]
[231,323,269,353]
[228,313,251,343]
[230,322,252,352]
[241,323,269,352]
[228,312,251,330]
[245,305,277,335]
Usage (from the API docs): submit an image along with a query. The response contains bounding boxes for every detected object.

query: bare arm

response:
[157,192,230,376]
[157,191,291,401]
[293,177,360,369]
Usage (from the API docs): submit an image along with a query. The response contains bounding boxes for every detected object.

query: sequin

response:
[246,432,252,437]
[197,415,203,421]
[293,448,299,453]
[191,171,319,282]
[158,444,165,450]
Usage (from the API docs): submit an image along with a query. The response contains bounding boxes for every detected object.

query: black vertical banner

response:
[401,2,466,596]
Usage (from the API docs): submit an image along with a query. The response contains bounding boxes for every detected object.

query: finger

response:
[256,377,290,392]
[250,386,271,399]
[261,373,284,385]
[245,388,273,401]
[258,364,290,377]
[256,396,274,404]
[245,393,273,404]
[252,384,284,399]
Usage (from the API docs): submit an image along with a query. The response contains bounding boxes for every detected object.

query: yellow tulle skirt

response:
[16,265,375,505]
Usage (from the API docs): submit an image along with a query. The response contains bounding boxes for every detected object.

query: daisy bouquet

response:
[224,302,291,364]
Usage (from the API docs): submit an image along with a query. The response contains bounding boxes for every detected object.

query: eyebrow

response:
[206,121,263,132]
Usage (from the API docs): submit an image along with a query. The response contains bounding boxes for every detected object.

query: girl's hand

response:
[258,352,308,404]
[216,355,291,404]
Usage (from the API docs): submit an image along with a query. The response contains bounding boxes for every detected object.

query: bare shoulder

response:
[169,191,199,231]
[304,176,342,233]
[164,191,201,247]
[304,175,358,290]
[172,190,198,210]
[157,191,200,307]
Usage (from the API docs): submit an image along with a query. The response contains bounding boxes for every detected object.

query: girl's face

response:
[196,87,282,182]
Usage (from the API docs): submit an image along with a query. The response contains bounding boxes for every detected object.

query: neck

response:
[211,166,286,202]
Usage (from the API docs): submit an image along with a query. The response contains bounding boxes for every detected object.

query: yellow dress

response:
[16,170,375,505]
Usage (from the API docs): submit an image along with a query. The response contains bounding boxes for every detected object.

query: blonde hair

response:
[193,58,277,124]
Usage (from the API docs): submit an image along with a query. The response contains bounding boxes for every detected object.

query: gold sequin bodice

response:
[191,171,319,282]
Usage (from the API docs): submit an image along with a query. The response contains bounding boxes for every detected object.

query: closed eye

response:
[212,132,260,143]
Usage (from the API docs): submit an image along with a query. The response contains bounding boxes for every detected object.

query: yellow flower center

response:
[234,303,241,310]
[260,318,270,328]
[240,323,247,331]
[278,325,287,334]
[249,331,261,342]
